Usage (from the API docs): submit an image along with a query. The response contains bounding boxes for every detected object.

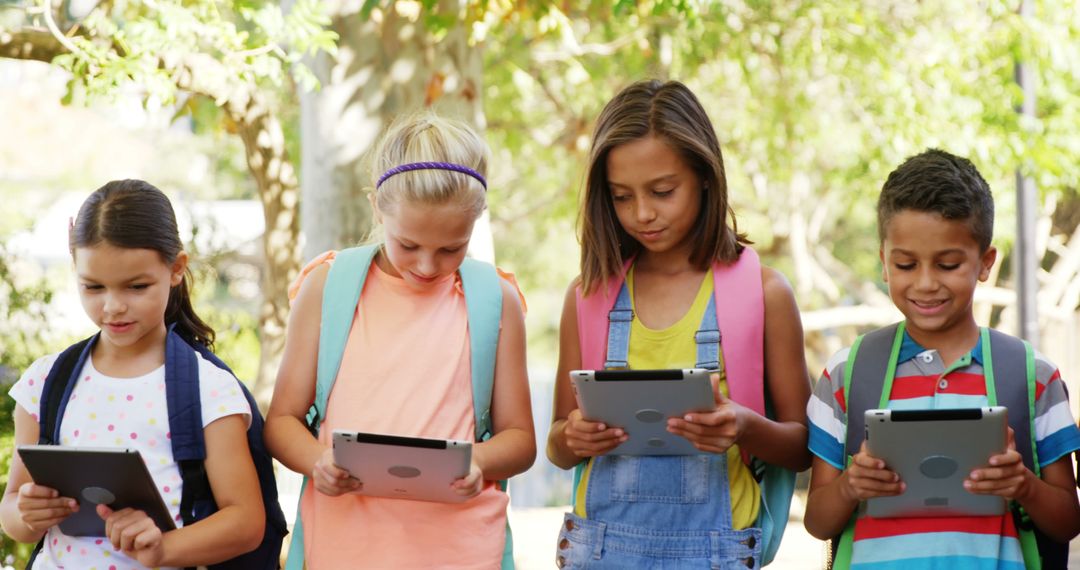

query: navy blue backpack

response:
[30,329,287,569]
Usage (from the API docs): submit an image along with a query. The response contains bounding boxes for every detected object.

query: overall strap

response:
[309,244,380,434]
[843,322,904,458]
[603,284,633,369]
[39,337,95,445]
[603,280,724,372]
[694,296,721,370]
[458,257,503,442]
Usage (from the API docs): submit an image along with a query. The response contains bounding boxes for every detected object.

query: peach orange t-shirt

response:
[295,252,509,569]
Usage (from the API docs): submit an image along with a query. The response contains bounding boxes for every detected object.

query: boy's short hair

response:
[877,148,994,251]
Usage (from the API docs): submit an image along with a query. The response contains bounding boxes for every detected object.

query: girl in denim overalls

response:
[547,80,813,569]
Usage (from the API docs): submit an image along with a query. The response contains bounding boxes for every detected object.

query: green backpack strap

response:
[459,257,516,569]
[459,257,503,442]
[286,245,381,570]
[843,322,904,457]
[289,251,514,570]
[829,322,903,569]
[985,330,1045,570]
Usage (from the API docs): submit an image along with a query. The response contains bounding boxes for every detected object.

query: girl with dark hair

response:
[547,80,812,568]
[0,180,266,568]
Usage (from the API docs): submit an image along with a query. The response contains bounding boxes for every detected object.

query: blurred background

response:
[1,0,1079,567]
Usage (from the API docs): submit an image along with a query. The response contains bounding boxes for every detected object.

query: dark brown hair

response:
[70,179,215,348]
[579,79,747,295]
[877,148,994,251]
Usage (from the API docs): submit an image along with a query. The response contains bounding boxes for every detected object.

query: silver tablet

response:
[17,445,176,536]
[571,368,715,456]
[864,406,1008,518]
[332,431,472,503]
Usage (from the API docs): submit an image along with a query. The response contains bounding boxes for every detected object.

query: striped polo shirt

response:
[807,328,1080,569]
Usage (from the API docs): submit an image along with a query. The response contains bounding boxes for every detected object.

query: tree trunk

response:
[299,0,485,259]
[231,99,302,410]
[0,28,303,409]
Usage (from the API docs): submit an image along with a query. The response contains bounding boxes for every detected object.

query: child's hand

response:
[97,505,165,567]
[563,408,627,458]
[843,442,905,501]
[16,482,78,533]
[666,373,747,454]
[965,428,1033,501]
[451,460,484,499]
[312,448,362,496]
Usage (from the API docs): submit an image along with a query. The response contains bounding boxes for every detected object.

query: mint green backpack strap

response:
[310,245,380,431]
[458,257,502,442]
[458,257,515,568]
[286,245,380,570]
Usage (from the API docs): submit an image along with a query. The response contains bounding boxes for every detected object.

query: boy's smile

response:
[880,209,997,356]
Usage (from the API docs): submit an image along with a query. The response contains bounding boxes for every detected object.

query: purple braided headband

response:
[376,162,487,190]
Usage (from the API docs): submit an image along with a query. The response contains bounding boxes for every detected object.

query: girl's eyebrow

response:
[77,273,154,283]
[608,174,679,189]
[889,248,967,257]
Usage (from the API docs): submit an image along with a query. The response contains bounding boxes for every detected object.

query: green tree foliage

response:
[475,0,1080,364]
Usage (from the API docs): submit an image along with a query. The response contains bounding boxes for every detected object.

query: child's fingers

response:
[668,412,734,432]
[104,508,140,550]
[567,425,624,442]
[133,524,163,551]
[964,475,1025,496]
[850,452,887,471]
[18,483,60,499]
[853,480,906,498]
[568,435,626,457]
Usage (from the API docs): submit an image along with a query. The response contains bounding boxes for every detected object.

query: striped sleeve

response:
[808,347,851,470]
[1031,351,1080,467]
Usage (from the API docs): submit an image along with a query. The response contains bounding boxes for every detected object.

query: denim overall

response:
[557,284,763,569]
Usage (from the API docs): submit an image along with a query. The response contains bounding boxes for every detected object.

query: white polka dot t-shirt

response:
[9,350,251,570]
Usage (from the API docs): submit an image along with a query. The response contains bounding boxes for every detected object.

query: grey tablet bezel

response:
[16,445,176,536]
[570,368,716,456]
[331,431,472,503]
[864,406,1008,518]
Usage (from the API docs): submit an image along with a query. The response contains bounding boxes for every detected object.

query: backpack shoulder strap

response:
[575,261,633,372]
[843,322,903,457]
[163,329,211,532]
[38,337,95,445]
[985,328,1038,473]
[458,257,503,442]
[165,329,207,463]
[710,246,765,417]
[311,245,379,433]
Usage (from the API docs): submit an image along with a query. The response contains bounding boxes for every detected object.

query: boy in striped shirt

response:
[804,149,1080,569]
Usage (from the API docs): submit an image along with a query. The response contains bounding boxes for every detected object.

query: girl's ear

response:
[978,246,997,282]
[170,251,189,287]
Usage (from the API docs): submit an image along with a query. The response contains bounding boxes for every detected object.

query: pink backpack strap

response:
[575,261,632,371]
[575,248,765,417]
[710,246,765,417]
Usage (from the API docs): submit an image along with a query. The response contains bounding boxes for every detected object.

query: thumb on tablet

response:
[96,504,114,520]
[710,373,728,406]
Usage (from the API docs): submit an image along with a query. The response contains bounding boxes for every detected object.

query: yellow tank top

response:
[572,267,761,529]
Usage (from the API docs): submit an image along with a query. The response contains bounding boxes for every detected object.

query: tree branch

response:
[0,27,65,62]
